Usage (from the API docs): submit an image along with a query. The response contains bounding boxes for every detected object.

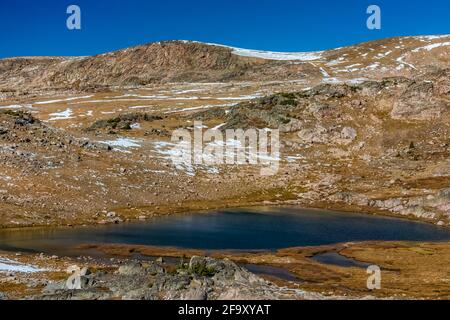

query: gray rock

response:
[341,127,357,141]
[43,281,66,294]
[37,257,318,300]
[106,211,116,218]
[391,81,444,120]
[182,287,207,300]
[117,262,144,276]
[79,275,96,288]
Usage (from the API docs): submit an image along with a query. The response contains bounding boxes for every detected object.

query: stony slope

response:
[211,68,450,224]
[0,35,449,98]
[0,69,449,227]
[0,35,449,228]
[1,35,450,302]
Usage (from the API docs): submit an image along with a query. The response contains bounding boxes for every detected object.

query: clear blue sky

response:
[1,0,449,58]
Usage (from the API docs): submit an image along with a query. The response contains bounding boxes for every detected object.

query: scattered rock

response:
[106,212,116,218]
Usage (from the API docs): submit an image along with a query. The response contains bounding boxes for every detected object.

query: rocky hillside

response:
[0,35,449,97]
[222,68,450,129]
[0,35,449,228]
[207,68,450,224]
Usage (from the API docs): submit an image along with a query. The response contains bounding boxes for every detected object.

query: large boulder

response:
[391,81,445,120]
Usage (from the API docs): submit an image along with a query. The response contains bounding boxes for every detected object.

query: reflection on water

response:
[1,207,450,256]
[312,252,372,268]
[240,263,302,282]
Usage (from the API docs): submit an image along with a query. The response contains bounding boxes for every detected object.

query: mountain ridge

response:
[0,35,449,98]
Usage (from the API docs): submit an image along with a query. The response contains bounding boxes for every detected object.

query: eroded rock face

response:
[330,188,450,225]
[391,83,443,120]
[38,256,312,300]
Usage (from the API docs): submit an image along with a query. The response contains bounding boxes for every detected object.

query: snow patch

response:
[366,63,380,70]
[34,95,93,105]
[213,94,262,101]
[322,77,341,84]
[211,123,226,130]
[128,106,153,110]
[412,42,450,52]
[181,40,323,61]
[0,257,45,273]
[99,137,141,148]
[48,108,74,121]
[416,35,449,41]
[396,56,417,70]
[0,104,33,110]
[231,47,323,61]
[164,103,237,114]
[319,67,330,78]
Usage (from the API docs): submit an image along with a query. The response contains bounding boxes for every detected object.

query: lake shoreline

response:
[1,240,449,300]
[2,207,450,255]
[2,207,449,300]
[1,198,448,231]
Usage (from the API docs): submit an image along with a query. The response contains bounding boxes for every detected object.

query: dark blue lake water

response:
[1,207,449,256]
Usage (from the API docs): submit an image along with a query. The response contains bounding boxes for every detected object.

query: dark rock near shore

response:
[37,256,305,300]
[89,113,163,132]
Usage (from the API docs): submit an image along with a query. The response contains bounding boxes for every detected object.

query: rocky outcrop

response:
[39,256,317,300]
[330,188,450,225]
[391,81,444,120]
[88,113,163,132]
